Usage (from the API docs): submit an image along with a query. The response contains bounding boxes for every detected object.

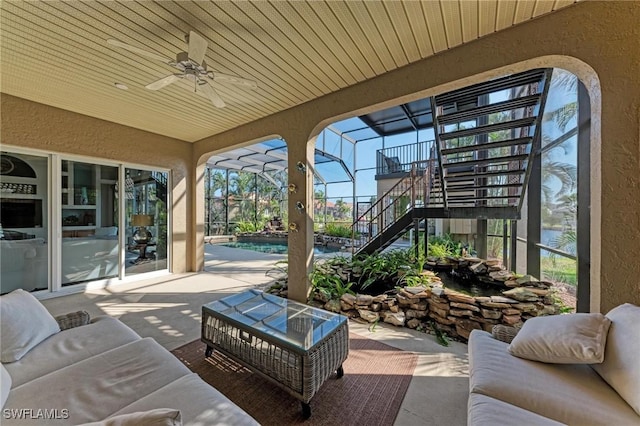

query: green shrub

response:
[428,242,452,259]
[323,223,353,238]
[234,221,262,233]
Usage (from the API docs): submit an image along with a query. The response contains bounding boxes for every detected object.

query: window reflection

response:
[125,168,168,276]
[0,152,49,294]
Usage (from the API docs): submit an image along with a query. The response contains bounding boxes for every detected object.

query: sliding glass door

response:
[61,161,119,285]
[124,168,168,276]
[2,149,170,294]
[0,151,49,294]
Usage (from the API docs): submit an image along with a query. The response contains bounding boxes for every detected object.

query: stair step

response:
[442,154,528,169]
[447,194,521,201]
[441,137,532,155]
[435,69,546,105]
[445,183,523,192]
[445,169,526,182]
[439,117,537,140]
[438,95,541,125]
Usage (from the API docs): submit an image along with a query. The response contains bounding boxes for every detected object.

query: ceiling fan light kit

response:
[107,31,257,108]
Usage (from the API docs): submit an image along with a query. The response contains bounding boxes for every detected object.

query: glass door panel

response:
[61,161,119,285]
[125,168,168,276]
[0,151,49,294]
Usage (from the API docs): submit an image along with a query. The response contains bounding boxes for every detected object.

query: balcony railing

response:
[376,140,435,176]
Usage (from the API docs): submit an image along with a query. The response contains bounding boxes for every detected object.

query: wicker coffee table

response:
[201,289,349,418]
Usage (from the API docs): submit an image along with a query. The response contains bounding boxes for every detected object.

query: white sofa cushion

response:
[3,338,191,425]
[508,313,611,364]
[592,303,640,416]
[4,316,140,388]
[1,364,11,409]
[468,330,639,425]
[110,373,259,426]
[79,408,182,426]
[0,289,60,362]
[468,393,566,426]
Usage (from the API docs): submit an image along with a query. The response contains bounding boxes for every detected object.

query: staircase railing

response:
[352,158,437,253]
[151,171,168,204]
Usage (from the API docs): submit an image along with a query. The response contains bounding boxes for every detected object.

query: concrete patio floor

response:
[42,243,469,426]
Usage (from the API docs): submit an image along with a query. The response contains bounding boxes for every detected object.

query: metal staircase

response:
[353,68,552,256]
[353,159,440,255]
[435,68,552,212]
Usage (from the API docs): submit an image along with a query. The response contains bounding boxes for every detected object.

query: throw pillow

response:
[592,303,640,416]
[508,312,611,364]
[79,409,182,426]
[1,363,11,409]
[0,289,60,362]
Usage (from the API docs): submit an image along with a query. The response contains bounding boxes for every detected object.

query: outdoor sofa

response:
[467,303,640,425]
[0,289,258,425]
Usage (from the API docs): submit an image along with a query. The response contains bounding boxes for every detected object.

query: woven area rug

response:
[171,333,418,425]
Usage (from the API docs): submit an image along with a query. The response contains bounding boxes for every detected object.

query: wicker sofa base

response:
[201,312,349,416]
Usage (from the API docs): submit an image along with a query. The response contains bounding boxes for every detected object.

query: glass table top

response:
[204,289,347,351]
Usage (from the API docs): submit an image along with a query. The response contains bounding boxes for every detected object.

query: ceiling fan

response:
[107,31,257,108]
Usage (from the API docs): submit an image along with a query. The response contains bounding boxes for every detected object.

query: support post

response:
[413,219,420,257]
[225,169,230,234]
[577,81,591,313]
[502,220,509,266]
[527,149,542,279]
[476,220,487,259]
[287,136,315,303]
[510,219,518,272]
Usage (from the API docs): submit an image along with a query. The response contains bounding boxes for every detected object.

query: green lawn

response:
[541,256,577,287]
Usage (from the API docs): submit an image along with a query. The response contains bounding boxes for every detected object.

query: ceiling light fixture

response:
[114,82,129,90]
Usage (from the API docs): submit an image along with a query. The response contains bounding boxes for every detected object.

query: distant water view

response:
[541,228,576,255]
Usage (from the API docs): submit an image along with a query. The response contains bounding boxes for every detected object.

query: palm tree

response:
[540,69,579,255]
[205,168,228,234]
[257,170,287,222]
[228,171,257,224]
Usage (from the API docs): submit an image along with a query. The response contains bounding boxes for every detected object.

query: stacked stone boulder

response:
[334,279,559,340]
[270,257,563,341]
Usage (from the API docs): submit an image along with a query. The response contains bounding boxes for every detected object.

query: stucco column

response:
[286,137,315,303]
[193,162,206,272]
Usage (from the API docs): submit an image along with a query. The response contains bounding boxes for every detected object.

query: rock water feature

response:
[267,256,564,341]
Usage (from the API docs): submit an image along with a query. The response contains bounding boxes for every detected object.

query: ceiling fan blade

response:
[145,74,182,90]
[210,72,258,89]
[197,80,225,108]
[107,39,171,63]
[187,31,207,65]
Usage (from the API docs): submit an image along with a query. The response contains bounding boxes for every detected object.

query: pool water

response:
[221,241,341,255]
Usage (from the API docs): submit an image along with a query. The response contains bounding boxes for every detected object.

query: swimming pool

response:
[220,241,341,255]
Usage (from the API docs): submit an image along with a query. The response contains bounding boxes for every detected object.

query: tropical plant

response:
[323,223,353,238]
[234,221,261,233]
[333,199,351,221]
[429,320,450,347]
[427,233,463,257]
[428,242,452,259]
[309,269,354,300]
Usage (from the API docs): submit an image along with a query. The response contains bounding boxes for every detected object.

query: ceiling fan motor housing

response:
[176,51,207,74]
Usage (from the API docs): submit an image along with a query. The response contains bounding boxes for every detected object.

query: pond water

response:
[436,270,506,298]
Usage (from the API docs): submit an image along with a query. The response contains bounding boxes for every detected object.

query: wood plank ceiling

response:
[0,1,578,142]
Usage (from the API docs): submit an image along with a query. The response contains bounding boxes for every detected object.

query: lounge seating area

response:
[1,290,258,425]
[1,1,639,426]
[3,273,639,425]
[468,304,640,425]
[1,244,638,425]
